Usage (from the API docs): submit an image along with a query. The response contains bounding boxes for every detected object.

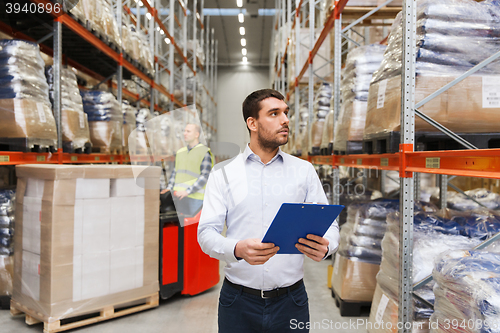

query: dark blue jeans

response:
[218,279,310,333]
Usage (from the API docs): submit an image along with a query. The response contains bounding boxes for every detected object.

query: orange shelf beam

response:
[307,149,500,180]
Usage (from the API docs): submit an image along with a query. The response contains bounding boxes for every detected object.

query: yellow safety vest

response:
[173,143,214,200]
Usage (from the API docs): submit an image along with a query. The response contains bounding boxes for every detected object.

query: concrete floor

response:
[0,258,368,333]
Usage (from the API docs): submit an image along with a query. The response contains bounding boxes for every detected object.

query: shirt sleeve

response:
[197,169,239,264]
[186,151,213,195]
[304,163,340,259]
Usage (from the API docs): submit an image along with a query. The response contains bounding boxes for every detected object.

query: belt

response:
[224,277,303,299]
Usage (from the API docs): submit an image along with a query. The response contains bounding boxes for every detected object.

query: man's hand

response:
[296,234,329,262]
[160,189,169,194]
[174,190,189,200]
[234,239,279,265]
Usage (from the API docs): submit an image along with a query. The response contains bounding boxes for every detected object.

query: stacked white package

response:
[73,177,146,301]
[21,178,44,300]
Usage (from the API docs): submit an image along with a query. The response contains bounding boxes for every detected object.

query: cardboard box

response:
[365,75,500,137]
[88,120,122,152]
[61,109,91,149]
[0,255,13,296]
[13,164,160,321]
[0,99,57,141]
[331,253,380,302]
[368,284,430,333]
[334,100,368,151]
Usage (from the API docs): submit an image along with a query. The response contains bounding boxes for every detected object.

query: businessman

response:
[198,89,340,332]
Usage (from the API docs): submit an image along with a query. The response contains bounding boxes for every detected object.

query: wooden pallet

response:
[10,293,159,333]
[334,141,363,156]
[0,138,56,153]
[91,146,123,155]
[63,142,92,154]
[331,289,371,317]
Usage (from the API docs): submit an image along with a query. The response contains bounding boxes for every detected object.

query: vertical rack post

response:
[193,0,197,109]
[438,174,448,209]
[169,0,175,109]
[117,0,123,109]
[214,39,218,140]
[149,1,155,115]
[294,0,300,153]
[281,0,286,94]
[53,18,63,151]
[183,1,188,106]
[211,28,215,131]
[398,0,417,331]
[307,0,314,146]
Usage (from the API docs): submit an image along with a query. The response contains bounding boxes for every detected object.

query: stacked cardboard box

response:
[13,164,160,321]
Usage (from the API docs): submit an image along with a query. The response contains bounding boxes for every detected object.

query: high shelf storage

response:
[0,0,218,166]
[272,0,500,331]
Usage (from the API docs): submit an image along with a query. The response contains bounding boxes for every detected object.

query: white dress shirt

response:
[198,144,340,290]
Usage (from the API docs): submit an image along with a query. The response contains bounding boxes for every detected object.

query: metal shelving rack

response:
[274,0,500,331]
[0,0,218,166]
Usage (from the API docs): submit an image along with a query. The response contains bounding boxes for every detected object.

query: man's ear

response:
[247,117,257,133]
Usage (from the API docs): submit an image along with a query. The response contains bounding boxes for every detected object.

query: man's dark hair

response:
[242,89,285,133]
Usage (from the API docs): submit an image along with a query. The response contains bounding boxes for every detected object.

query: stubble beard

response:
[257,127,288,150]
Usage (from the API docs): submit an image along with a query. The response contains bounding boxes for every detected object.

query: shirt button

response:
[265,203,268,206]
[265,269,269,272]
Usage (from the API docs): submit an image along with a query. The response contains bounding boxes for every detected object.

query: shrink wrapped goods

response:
[46,66,91,151]
[80,90,122,153]
[0,190,15,299]
[122,102,137,153]
[12,164,160,323]
[0,40,57,146]
[447,189,500,211]
[431,250,500,333]
[366,0,500,137]
[368,209,500,333]
[334,44,386,153]
[309,83,333,155]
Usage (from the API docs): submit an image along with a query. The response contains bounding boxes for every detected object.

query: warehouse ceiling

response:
[203,0,275,66]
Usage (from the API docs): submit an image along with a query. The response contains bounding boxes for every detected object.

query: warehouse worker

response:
[198,89,340,333]
[162,123,214,216]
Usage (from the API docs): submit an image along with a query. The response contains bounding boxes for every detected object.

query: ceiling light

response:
[242,48,247,55]
[241,38,246,46]
[146,12,151,20]
[138,1,143,6]
[164,38,170,44]
[238,13,244,23]
[239,27,245,35]
[160,29,164,35]
[236,0,243,7]
[242,56,248,63]
[157,27,160,31]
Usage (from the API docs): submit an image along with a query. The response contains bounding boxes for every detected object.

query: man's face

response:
[183,124,199,144]
[253,97,289,149]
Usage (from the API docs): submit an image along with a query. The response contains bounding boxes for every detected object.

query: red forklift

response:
[159,191,220,299]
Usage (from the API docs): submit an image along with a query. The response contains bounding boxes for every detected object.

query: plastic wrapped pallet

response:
[430,250,500,333]
[101,0,121,47]
[332,199,398,302]
[0,189,15,300]
[122,102,136,154]
[81,90,122,153]
[447,188,500,211]
[334,45,385,152]
[46,66,91,151]
[369,209,500,333]
[365,0,500,137]
[309,83,332,154]
[0,40,57,147]
[12,164,160,323]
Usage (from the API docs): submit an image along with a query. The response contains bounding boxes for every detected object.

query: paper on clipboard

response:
[262,203,344,254]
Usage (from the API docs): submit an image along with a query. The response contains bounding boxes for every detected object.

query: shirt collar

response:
[243,144,284,165]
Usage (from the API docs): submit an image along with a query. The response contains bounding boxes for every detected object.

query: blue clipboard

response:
[262,203,344,254]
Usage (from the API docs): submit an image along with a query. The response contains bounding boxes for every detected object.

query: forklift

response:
[158,188,220,299]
